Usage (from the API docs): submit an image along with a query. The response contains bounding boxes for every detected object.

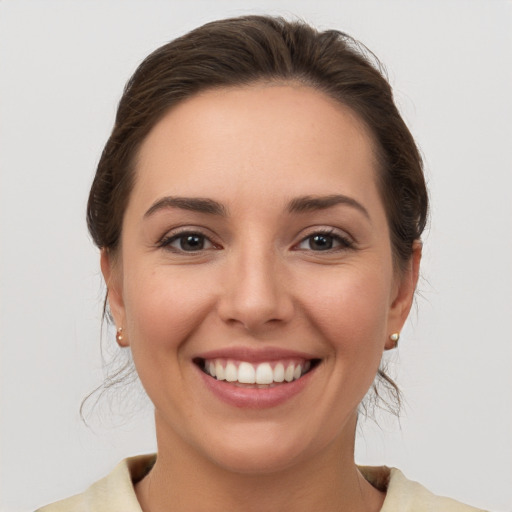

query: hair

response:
[85,15,428,417]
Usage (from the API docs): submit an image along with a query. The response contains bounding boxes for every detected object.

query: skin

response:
[102,84,421,512]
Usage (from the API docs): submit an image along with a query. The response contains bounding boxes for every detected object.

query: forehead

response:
[132,84,382,213]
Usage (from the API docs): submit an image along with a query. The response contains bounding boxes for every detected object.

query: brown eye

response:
[308,234,334,251]
[296,231,354,252]
[160,232,214,252]
[179,234,205,251]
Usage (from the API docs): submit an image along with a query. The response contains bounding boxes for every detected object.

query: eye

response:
[297,231,353,251]
[159,232,215,252]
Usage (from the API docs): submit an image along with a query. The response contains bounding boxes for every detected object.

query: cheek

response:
[304,262,392,360]
[122,264,215,365]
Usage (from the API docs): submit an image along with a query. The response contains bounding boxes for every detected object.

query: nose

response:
[217,243,294,333]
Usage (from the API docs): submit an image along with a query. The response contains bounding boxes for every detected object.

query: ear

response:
[385,241,422,350]
[100,249,128,347]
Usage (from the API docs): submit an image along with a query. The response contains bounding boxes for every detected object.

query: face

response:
[103,84,418,474]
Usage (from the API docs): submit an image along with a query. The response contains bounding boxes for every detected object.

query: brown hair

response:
[86,15,428,416]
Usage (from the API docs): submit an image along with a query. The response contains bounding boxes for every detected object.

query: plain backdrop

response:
[1,1,511,511]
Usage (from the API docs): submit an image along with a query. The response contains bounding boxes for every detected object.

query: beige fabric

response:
[37,454,488,512]
[359,466,487,512]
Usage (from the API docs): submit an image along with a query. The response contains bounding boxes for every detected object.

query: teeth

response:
[225,361,237,382]
[238,362,256,384]
[284,364,294,382]
[204,359,312,385]
[255,363,273,384]
[274,363,285,382]
[215,361,225,381]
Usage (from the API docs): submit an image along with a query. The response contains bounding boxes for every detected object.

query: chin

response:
[207,438,310,476]
[194,419,341,477]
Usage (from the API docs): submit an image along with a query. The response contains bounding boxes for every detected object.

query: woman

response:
[38,15,485,512]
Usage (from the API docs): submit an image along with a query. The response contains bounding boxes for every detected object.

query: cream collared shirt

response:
[37,454,488,512]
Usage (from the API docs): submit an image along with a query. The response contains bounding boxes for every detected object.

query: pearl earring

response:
[389,332,400,346]
[116,327,124,343]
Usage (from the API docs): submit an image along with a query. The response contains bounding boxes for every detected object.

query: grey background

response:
[1,1,511,511]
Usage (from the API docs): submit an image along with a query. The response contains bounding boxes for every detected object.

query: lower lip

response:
[198,366,315,409]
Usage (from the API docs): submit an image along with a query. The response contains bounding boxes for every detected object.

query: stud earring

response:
[389,332,400,347]
[116,327,124,343]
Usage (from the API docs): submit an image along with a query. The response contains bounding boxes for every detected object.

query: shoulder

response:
[35,454,156,512]
[36,457,489,512]
[360,466,489,512]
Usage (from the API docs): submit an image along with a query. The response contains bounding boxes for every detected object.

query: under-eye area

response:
[194,358,321,387]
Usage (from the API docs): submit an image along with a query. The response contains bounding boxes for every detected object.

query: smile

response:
[193,349,321,408]
[200,358,316,387]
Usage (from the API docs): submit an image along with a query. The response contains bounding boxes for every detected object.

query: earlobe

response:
[385,241,422,350]
[100,249,128,346]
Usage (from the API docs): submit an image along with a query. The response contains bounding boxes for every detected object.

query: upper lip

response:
[193,346,319,363]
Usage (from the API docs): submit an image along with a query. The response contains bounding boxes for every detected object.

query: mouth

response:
[194,357,321,388]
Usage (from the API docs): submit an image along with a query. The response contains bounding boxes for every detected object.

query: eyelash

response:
[157,230,219,253]
[295,229,355,252]
[156,228,355,254]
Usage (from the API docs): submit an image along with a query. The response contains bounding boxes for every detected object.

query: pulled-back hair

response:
[88,15,427,269]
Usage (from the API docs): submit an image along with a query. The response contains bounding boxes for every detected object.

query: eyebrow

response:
[144,196,227,218]
[144,194,369,220]
[287,194,370,220]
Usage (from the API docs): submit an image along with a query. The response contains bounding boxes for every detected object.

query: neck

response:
[135,412,384,512]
